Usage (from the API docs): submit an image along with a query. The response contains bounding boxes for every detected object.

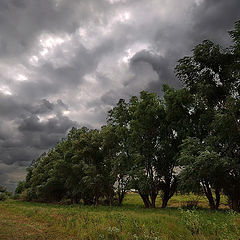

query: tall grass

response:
[0,193,239,240]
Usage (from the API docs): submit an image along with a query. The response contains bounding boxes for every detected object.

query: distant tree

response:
[0,185,8,201]
[0,185,7,193]
[15,181,26,195]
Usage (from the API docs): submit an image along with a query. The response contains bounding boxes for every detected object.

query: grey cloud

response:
[130,50,181,93]
[27,99,68,115]
[29,99,54,115]
[0,0,121,61]
[0,97,77,189]
[127,0,240,94]
[192,0,240,46]
[131,50,164,76]
[18,114,75,134]
[0,0,80,59]
[0,162,26,192]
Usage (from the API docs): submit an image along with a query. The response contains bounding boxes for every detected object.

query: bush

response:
[0,193,7,201]
[13,193,21,200]
[180,209,201,235]
[19,190,29,201]
[181,200,199,209]
[59,198,73,205]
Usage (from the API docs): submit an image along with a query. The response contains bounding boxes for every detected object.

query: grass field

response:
[0,193,239,240]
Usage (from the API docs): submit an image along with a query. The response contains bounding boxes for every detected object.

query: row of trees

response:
[16,21,240,211]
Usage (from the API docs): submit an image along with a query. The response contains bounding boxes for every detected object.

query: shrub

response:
[180,209,201,236]
[59,198,73,205]
[181,200,199,209]
[0,193,7,201]
[19,190,29,201]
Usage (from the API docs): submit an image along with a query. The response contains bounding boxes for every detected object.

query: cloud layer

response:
[0,0,240,191]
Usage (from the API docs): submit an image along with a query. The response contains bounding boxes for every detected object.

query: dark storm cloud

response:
[131,50,164,77]
[0,96,77,190]
[18,114,75,134]
[0,0,96,59]
[130,50,182,93]
[192,0,240,46]
[0,0,240,191]
[125,0,240,95]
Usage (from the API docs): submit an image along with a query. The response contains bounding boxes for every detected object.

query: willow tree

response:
[176,20,240,211]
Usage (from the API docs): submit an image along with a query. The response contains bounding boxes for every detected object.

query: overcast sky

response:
[0,0,240,191]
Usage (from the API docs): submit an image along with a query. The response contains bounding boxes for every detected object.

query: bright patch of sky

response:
[0,86,12,96]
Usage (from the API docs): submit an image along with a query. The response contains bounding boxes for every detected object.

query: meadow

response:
[0,193,239,240]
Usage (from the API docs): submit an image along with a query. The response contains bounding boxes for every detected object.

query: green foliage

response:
[14,181,26,198]
[0,185,7,193]
[0,193,7,201]
[0,185,9,201]
[178,137,225,194]
[176,20,240,211]
[180,209,201,235]
[21,127,116,205]
[108,90,182,208]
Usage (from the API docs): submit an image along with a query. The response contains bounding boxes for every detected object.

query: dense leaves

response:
[176,20,240,211]
[0,185,10,201]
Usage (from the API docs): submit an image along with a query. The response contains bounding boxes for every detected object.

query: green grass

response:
[0,193,239,240]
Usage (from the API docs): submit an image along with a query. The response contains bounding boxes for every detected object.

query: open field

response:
[0,193,239,240]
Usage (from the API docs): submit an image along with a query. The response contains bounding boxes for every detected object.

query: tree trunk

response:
[161,196,169,208]
[227,182,240,212]
[161,177,177,208]
[150,193,157,208]
[139,193,151,208]
[161,185,171,208]
[231,191,240,212]
[94,195,99,206]
[232,199,239,212]
[202,181,217,210]
[207,188,216,210]
[118,191,125,206]
[215,189,220,210]
[208,197,216,210]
